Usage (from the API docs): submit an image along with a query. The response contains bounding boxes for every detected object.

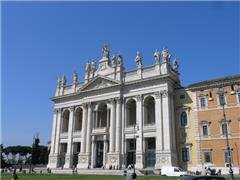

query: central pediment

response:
[79,76,121,92]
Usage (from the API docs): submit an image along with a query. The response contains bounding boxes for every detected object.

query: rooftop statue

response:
[91,61,96,71]
[73,71,78,83]
[61,75,66,86]
[154,49,161,64]
[135,51,142,68]
[102,45,110,58]
[117,54,123,66]
[162,48,171,63]
[57,76,61,87]
[173,59,179,71]
[85,61,91,73]
[111,55,117,67]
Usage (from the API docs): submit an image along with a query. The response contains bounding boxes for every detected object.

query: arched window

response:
[180,111,188,127]
[97,103,107,128]
[126,99,136,126]
[74,108,83,131]
[144,96,155,125]
[62,109,70,133]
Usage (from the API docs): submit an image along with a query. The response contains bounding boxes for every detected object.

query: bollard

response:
[131,172,137,180]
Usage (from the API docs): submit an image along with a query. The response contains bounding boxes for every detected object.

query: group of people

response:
[204,166,222,176]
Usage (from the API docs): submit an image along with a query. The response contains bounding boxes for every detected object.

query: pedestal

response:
[64,154,73,168]
[155,151,177,169]
[47,154,59,168]
[77,153,91,169]
[135,152,144,169]
[106,153,121,169]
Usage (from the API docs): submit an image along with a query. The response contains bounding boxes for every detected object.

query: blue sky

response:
[2,1,239,146]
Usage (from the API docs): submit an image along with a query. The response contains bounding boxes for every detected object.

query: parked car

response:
[180,175,226,180]
[161,166,188,176]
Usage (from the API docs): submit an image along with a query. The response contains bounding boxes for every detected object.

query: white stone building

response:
[47,46,181,170]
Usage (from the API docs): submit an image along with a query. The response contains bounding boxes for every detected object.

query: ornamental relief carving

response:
[79,157,87,163]
[109,156,117,163]
[136,95,142,102]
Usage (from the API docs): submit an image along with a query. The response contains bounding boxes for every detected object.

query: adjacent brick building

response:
[188,75,240,173]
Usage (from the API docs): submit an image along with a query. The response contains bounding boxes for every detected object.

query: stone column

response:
[47,108,58,168]
[86,103,92,154]
[106,109,110,127]
[154,91,163,169]
[80,104,87,153]
[114,97,122,169]
[64,107,74,168]
[54,109,62,155]
[135,95,144,169]
[115,98,122,153]
[103,135,107,166]
[161,90,176,166]
[91,136,95,168]
[78,103,92,169]
[109,99,116,153]
[121,99,126,168]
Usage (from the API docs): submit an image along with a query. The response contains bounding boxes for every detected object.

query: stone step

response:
[50,168,144,176]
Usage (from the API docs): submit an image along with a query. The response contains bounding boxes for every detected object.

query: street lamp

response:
[132,123,139,180]
[218,87,234,180]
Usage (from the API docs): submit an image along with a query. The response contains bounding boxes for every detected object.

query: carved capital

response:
[136,94,142,102]
[81,103,87,109]
[161,90,168,98]
[69,106,75,112]
[154,91,161,99]
[87,102,92,108]
[115,97,122,104]
[53,108,58,114]
[109,98,116,104]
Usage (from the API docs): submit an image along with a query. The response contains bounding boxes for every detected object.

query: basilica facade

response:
[47,46,240,173]
[47,46,181,170]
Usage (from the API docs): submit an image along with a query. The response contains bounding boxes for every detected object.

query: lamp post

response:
[132,123,138,180]
[218,87,234,180]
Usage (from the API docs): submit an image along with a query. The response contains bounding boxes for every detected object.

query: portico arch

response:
[126,99,136,126]
[144,96,155,125]
[61,109,70,133]
[74,107,83,131]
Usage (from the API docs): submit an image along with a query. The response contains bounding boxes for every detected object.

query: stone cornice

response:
[51,73,180,103]
[187,75,240,91]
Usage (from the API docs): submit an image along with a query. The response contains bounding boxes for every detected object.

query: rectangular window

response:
[221,122,228,136]
[200,97,206,108]
[180,94,185,99]
[219,94,225,106]
[204,151,212,163]
[224,150,233,164]
[182,147,190,162]
[202,124,208,136]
